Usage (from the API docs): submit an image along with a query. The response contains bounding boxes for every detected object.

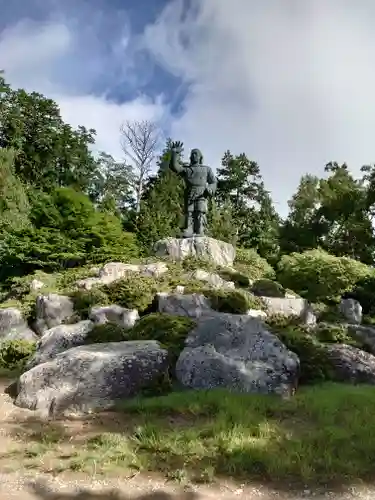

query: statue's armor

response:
[184,165,210,200]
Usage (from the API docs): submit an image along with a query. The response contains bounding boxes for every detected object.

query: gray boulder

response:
[348,324,375,354]
[158,292,214,319]
[89,305,139,329]
[176,313,299,397]
[261,297,317,326]
[15,340,169,417]
[34,294,75,335]
[340,298,362,325]
[154,237,235,267]
[325,343,375,384]
[26,320,94,369]
[0,308,37,342]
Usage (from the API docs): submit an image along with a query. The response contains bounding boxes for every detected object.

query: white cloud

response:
[143,0,375,215]
[0,18,166,161]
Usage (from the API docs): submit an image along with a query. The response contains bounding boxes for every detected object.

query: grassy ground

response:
[3,382,375,488]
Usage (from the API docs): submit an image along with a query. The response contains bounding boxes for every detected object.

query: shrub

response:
[85,323,127,344]
[345,275,375,315]
[252,279,285,298]
[234,248,275,280]
[314,323,362,348]
[277,249,373,302]
[0,340,36,372]
[218,268,251,288]
[265,317,333,384]
[205,289,264,314]
[127,313,195,360]
[103,275,158,312]
[70,288,109,319]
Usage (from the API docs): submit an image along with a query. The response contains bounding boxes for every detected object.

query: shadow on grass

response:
[5,384,375,494]
[28,479,199,500]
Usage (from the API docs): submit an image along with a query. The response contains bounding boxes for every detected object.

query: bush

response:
[127,313,195,360]
[252,278,285,298]
[205,289,264,314]
[265,317,333,384]
[234,248,275,280]
[218,268,251,288]
[85,323,127,344]
[103,275,159,312]
[277,249,373,302]
[0,340,36,372]
[70,288,109,319]
[314,323,362,348]
[345,275,375,315]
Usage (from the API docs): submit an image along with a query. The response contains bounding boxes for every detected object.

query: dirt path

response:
[0,378,373,500]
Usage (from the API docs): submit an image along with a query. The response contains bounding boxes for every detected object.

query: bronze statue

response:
[168,141,217,237]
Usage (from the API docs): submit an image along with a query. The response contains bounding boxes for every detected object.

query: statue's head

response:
[190,148,203,165]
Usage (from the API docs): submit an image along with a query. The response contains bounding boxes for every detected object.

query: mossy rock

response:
[0,340,36,372]
[252,279,285,298]
[311,303,345,323]
[103,275,159,312]
[70,288,110,319]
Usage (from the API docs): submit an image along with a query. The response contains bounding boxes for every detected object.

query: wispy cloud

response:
[143,0,375,214]
[2,0,375,214]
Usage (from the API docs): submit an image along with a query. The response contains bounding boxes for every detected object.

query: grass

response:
[5,383,375,488]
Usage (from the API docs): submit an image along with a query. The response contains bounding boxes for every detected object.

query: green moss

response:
[314,323,365,349]
[85,323,127,344]
[218,268,251,288]
[127,313,195,360]
[204,289,264,314]
[0,340,36,372]
[252,279,286,298]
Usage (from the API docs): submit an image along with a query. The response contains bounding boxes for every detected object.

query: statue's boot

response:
[183,212,194,238]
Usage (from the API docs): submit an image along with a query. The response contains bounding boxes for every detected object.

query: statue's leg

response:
[183,198,194,238]
[195,199,208,236]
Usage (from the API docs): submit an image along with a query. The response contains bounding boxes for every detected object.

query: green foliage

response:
[85,323,127,344]
[277,249,373,302]
[0,76,99,193]
[218,268,251,288]
[136,139,184,253]
[314,323,362,348]
[103,276,158,312]
[265,317,333,384]
[346,275,375,315]
[234,248,275,280]
[127,313,195,360]
[0,340,36,371]
[70,289,109,320]
[251,279,285,298]
[205,289,263,314]
[0,148,30,233]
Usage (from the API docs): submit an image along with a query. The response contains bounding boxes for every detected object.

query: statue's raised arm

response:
[169,140,186,175]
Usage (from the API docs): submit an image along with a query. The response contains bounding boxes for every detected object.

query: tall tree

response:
[120,119,160,214]
[0,74,99,193]
[136,138,184,253]
[216,150,279,258]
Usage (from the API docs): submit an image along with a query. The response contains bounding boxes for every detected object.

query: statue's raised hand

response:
[171,140,183,154]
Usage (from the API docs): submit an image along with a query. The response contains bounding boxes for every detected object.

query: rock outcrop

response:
[176,313,299,397]
[15,340,169,417]
[154,237,236,267]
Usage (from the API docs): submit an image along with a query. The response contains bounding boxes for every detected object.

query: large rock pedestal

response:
[154,236,235,267]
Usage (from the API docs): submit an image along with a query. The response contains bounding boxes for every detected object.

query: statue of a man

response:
[168,141,217,238]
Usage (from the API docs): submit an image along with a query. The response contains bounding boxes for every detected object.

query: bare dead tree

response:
[120,119,160,214]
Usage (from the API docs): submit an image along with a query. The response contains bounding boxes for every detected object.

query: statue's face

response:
[190,149,199,164]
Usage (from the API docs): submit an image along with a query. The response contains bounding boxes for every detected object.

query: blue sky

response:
[2,0,375,216]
